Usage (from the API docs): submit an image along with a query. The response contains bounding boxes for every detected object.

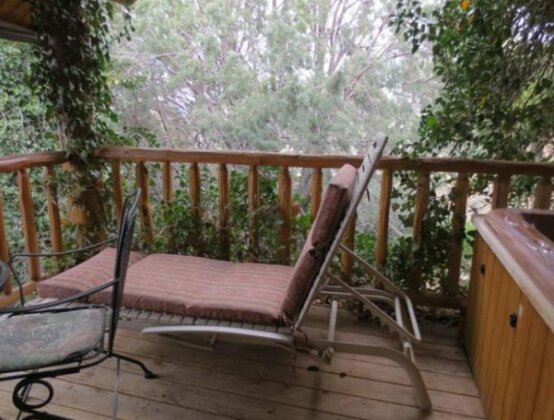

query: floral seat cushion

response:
[0,308,107,372]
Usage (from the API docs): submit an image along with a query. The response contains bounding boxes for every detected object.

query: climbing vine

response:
[29,0,132,243]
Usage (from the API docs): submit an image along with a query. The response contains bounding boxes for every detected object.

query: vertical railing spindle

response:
[248,165,259,261]
[340,213,357,282]
[44,166,63,270]
[0,192,11,294]
[446,172,469,296]
[218,163,230,260]
[491,174,510,209]
[310,167,323,221]
[533,176,552,209]
[375,169,393,267]
[17,169,41,281]
[409,171,430,292]
[188,162,202,255]
[278,166,292,264]
[135,162,154,248]
[111,160,123,224]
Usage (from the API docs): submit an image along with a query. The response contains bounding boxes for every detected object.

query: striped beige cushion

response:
[37,247,143,300]
[123,254,295,324]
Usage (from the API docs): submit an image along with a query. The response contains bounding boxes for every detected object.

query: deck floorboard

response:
[0,306,485,419]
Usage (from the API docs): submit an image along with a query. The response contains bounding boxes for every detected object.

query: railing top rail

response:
[0,151,66,173]
[0,147,551,177]
[97,146,554,177]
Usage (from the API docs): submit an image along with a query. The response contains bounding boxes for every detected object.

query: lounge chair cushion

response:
[37,247,144,300]
[123,254,295,324]
[0,308,106,372]
[311,164,357,249]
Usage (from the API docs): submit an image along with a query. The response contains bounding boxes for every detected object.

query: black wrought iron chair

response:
[0,190,156,419]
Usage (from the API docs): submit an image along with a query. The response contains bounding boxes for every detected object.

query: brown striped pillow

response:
[310,164,357,250]
[37,247,143,300]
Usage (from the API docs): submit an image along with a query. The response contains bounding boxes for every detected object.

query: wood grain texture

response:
[17,168,40,281]
[463,234,483,356]
[340,213,357,282]
[533,175,553,209]
[135,162,153,248]
[277,166,292,264]
[162,162,173,203]
[310,167,322,221]
[188,163,202,255]
[0,191,10,294]
[491,174,510,209]
[375,169,393,267]
[111,160,123,224]
[465,238,554,420]
[217,163,230,260]
[97,146,554,176]
[44,166,63,271]
[532,332,554,420]
[0,150,66,173]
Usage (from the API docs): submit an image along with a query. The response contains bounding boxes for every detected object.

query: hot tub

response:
[465,208,553,420]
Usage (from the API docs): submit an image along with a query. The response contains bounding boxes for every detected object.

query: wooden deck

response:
[0,306,485,419]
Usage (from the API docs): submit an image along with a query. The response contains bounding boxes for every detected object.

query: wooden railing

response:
[0,146,553,310]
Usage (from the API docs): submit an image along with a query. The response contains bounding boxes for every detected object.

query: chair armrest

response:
[8,237,117,265]
[7,237,117,307]
[0,279,118,314]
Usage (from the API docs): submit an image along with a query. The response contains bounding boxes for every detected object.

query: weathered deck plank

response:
[0,308,485,419]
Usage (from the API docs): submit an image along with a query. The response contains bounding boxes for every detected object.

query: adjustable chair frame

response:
[139,135,432,410]
[0,190,155,419]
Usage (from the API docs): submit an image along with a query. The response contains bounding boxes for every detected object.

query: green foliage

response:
[393,0,554,160]
[110,0,439,152]
[386,0,554,293]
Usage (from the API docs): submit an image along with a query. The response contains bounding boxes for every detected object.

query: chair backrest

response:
[108,189,140,352]
[293,134,387,328]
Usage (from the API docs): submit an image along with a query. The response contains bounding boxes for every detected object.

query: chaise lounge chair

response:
[36,134,432,410]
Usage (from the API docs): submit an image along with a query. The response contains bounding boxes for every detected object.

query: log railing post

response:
[278,166,292,264]
[111,160,123,224]
[340,212,357,283]
[0,192,11,294]
[446,173,469,296]
[533,176,552,209]
[44,166,63,271]
[188,162,202,255]
[408,171,430,292]
[218,163,230,260]
[491,174,510,209]
[17,169,41,281]
[310,167,323,221]
[248,165,259,261]
[162,162,174,251]
[135,162,154,248]
[375,169,393,267]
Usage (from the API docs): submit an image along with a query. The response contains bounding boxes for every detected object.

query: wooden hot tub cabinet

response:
[465,209,554,420]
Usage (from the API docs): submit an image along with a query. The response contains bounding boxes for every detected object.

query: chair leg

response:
[113,352,157,379]
[12,378,71,420]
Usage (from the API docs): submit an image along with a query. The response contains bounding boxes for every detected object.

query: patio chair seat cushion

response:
[37,247,144,300]
[123,254,297,324]
[0,308,106,372]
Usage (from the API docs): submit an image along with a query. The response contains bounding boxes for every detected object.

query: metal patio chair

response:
[0,190,155,420]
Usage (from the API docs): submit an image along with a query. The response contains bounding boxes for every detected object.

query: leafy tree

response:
[110,0,439,154]
[393,0,554,161]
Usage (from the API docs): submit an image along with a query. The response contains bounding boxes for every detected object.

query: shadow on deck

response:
[0,306,485,419]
